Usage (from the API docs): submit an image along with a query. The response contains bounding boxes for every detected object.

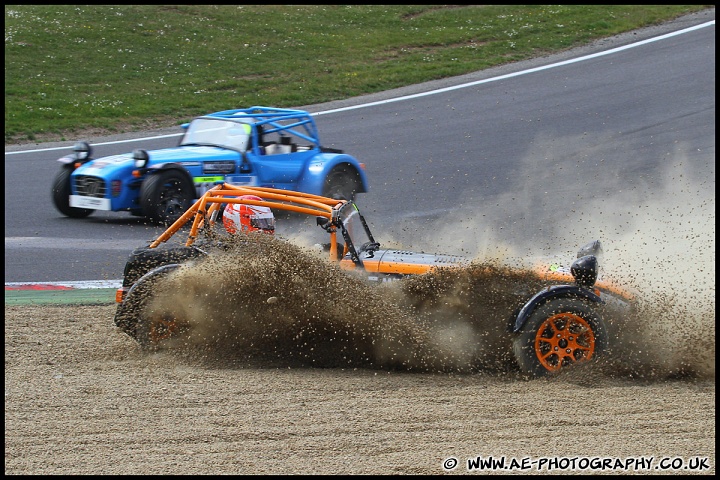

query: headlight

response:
[73,141,92,161]
[133,149,149,169]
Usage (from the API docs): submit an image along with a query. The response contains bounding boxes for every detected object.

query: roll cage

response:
[183,106,323,153]
[148,183,376,267]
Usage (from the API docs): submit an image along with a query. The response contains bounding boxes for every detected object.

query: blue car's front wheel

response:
[139,170,194,225]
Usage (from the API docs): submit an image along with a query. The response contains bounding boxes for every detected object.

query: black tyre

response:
[121,245,206,287]
[322,165,361,201]
[51,168,94,218]
[117,264,189,351]
[512,298,608,378]
[139,170,195,225]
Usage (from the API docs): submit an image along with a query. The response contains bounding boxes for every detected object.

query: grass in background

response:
[4,5,711,144]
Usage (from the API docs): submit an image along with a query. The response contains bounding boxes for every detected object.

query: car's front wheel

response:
[51,167,94,218]
[139,170,195,225]
[322,165,361,201]
[512,298,608,378]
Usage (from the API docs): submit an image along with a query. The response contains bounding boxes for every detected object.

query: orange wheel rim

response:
[148,315,181,344]
[533,313,596,372]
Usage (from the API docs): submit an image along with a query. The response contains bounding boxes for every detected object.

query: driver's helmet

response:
[222,195,275,234]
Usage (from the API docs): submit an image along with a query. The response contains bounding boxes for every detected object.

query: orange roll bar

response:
[148,185,346,266]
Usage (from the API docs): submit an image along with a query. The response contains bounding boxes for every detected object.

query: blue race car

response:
[51,106,369,224]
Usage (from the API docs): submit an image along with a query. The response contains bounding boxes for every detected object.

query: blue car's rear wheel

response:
[322,165,361,201]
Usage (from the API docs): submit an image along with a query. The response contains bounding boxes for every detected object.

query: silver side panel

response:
[373,250,468,267]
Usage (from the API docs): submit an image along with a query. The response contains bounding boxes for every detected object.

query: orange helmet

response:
[222,195,275,234]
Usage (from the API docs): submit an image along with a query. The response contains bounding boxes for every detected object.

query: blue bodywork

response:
[59,106,369,217]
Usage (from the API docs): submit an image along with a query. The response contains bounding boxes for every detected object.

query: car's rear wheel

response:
[322,165,361,201]
[512,298,608,378]
[119,264,189,351]
[140,170,195,225]
[51,167,94,218]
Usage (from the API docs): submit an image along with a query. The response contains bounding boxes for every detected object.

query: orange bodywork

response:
[352,258,434,275]
[339,257,435,275]
[340,253,466,276]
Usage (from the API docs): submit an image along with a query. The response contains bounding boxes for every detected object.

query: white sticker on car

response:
[225,175,259,186]
[70,195,111,210]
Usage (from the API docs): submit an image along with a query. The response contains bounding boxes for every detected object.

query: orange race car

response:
[113,183,636,377]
